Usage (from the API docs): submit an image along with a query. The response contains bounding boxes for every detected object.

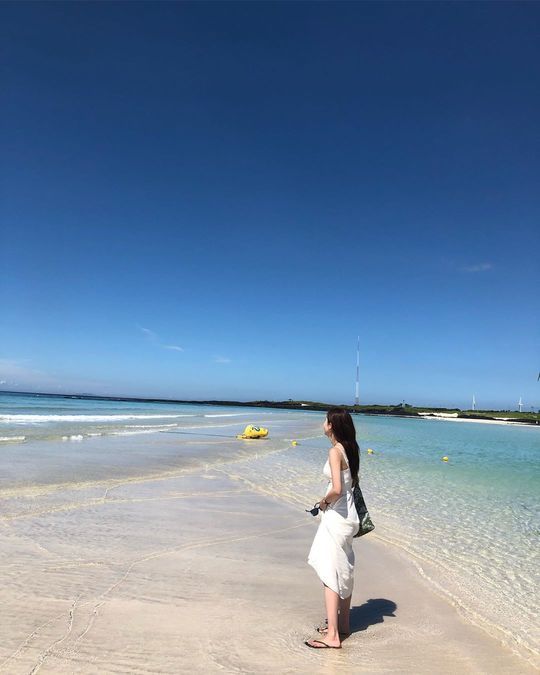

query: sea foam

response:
[0,413,196,423]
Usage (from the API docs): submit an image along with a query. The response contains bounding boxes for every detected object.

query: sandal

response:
[305,639,341,649]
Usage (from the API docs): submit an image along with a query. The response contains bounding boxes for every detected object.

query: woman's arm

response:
[320,446,343,510]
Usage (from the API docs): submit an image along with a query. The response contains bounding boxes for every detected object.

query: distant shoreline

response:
[2,390,539,427]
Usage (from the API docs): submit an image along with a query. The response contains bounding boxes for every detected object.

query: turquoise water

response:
[1,392,539,665]
[354,415,540,660]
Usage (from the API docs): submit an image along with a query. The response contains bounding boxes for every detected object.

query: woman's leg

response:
[338,594,352,633]
[318,592,351,635]
[305,584,341,648]
[322,584,341,645]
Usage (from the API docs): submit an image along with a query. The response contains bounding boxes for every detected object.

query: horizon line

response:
[0,389,536,413]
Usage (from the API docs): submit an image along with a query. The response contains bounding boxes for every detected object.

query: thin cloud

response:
[0,358,104,391]
[214,355,231,364]
[461,263,493,273]
[0,358,50,386]
[137,325,158,342]
[137,325,184,353]
[163,344,184,352]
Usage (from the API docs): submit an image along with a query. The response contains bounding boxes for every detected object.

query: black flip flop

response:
[304,639,342,649]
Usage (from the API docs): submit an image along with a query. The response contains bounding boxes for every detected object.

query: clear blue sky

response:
[1,2,539,409]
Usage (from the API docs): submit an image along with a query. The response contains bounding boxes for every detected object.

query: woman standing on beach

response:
[306,407,360,649]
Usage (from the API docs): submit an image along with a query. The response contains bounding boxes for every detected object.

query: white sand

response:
[1,466,537,674]
[417,412,539,427]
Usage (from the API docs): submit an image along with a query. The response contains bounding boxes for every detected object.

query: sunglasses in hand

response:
[305,502,321,516]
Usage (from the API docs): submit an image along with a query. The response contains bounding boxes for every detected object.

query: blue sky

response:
[1,2,539,409]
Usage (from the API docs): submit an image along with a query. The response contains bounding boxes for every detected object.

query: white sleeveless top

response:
[323,446,359,523]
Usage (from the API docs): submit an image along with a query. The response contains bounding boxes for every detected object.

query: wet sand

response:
[1,464,537,674]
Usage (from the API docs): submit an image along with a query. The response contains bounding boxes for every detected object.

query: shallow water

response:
[1,393,538,666]
[228,415,540,665]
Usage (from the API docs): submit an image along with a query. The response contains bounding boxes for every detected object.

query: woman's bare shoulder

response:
[328,444,343,458]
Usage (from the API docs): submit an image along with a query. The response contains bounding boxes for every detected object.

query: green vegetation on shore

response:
[227,400,540,425]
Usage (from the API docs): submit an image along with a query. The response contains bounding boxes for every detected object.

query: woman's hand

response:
[319,498,330,512]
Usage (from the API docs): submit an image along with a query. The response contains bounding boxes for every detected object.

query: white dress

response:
[307,447,360,599]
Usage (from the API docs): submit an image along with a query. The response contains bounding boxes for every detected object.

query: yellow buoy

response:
[292,440,298,446]
[367,448,374,454]
[236,425,269,440]
[442,456,449,462]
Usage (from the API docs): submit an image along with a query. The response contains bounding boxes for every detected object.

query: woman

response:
[305,407,360,649]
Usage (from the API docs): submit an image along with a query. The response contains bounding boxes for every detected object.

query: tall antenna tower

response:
[472,394,476,411]
[355,335,360,406]
[518,396,523,412]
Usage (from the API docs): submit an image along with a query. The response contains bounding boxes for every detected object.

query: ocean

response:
[1,391,538,667]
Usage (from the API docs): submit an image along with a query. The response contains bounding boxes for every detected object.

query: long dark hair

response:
[327,407,360,485]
